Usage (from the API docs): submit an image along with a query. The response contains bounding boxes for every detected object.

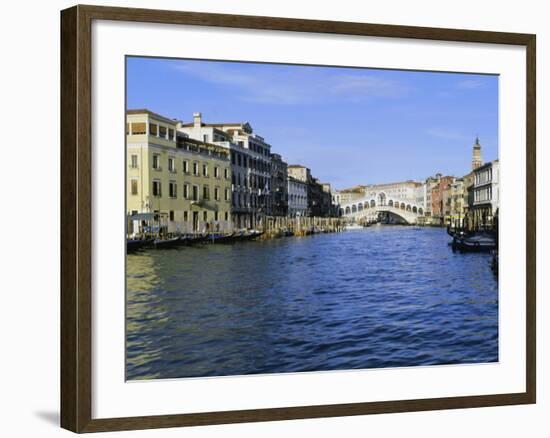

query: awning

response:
[128,213,156,221]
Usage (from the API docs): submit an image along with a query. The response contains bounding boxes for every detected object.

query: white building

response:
[287,176,308,217]
[179,113,273,229]
[471,159,499,226]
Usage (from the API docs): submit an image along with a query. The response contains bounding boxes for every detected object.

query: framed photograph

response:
[60,5,536,433]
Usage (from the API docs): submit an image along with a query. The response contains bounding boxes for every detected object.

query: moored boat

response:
[452,232,497,253]
[344,224,363,231]
[206,232,237,244]
[126,238,152,253]
[153,236,182,249]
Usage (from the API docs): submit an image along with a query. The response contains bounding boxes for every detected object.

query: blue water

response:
[126,226,498,380]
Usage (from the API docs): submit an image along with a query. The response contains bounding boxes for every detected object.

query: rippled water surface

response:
[126,226,498,380]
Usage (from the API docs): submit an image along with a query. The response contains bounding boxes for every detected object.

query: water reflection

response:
[126,227,498,380]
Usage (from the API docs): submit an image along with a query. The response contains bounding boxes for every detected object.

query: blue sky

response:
[127,57,498,190]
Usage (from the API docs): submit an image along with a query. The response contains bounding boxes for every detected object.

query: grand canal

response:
[126,226,498,380]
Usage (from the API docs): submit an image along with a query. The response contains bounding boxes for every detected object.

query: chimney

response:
[193,112,202,127]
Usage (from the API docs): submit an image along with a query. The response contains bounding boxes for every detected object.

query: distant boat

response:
[344,224,363,231]
[452,232,497,253]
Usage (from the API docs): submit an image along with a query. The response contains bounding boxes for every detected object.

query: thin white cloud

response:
[426,128,468,140]
[456,79,485,90]
[174,62,412,105]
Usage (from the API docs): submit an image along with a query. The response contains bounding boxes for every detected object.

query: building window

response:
[203,185,210,200]
[214,187,220,201]
[183,211,188,222]
[183,184,189,199]
[149,123,157,136]
[130,179,138,195]
[192,185,199,201]
[168,128,174,139]
[225,188,230,201]
[203,134,209,143]
[159,126,167,138]
[224,212,229,221]
[130,154,138,168]
[193,162,199,176]
[183,160,189,173]
[168,157,175,172]
[131,123,146,135]
[203,211,208,222]
[169,181,177,198]
[214,166,219,178]
[224,168,229,179]
[169,210,174,221]
[152,154,160,170]
[202,163,208,177]
[214,211,219,221]
[152,180,161,197]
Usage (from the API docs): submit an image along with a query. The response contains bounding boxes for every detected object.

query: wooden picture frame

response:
[60,4,536,433]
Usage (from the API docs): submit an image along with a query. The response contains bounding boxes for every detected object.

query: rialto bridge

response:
[340,192,424,225]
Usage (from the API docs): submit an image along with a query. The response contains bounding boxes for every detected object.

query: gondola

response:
[206,232,237,244]
[126,238,152,253]
[238,230,264,241]
[452,232,497,253]
[153,236,182,249]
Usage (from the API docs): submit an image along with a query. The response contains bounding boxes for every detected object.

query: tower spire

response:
[472,136,483,170]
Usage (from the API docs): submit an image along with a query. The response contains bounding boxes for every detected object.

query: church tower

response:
[472,136,483,170]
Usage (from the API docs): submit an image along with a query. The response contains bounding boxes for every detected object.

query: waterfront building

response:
[321,183,339,217]
[270,153,288,216]
[423,174,441,219]
[337,181,423,204]
[332,187,364,205]
[363,181,422,203]
[470,159,499,228]
[462,171,475,224]
[288,165,334,217]
[179,113,273,229]
[126,110,232,235]
[287,176,308,217]
[430,175,455,225]
[449,178,465,227]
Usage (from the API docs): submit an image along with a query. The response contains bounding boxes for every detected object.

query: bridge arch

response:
[340,190,425,224]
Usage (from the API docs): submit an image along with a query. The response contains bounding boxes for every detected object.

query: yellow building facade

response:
[126,110,232,235]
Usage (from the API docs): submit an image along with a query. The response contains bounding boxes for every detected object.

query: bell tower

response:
[472,136,483,170]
